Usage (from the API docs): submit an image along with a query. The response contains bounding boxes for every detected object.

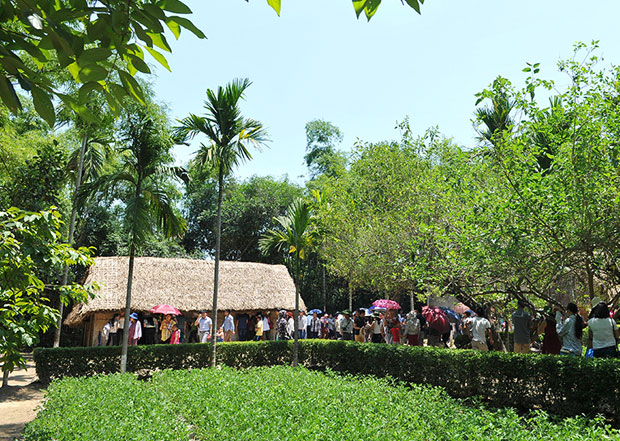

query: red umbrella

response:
[372,299,401,310]
[150,304,181,316]
[422,305,451,333]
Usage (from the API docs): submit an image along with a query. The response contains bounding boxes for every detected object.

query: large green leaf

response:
[405,0,421,13]
[119,70,145,104]
[0,75,22,113]
[166,16,205,39]
[160,0,193,14]
[145,46,170,71]
[267,0,281,15]
[31,86,55,127]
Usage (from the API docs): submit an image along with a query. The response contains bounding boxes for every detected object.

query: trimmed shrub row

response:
[26,366,616,440]
[34,340,620,423]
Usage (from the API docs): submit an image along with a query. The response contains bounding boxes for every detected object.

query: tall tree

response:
[80,101,187,373]
[175,78,267,367]
[304,119,345,178]
[259,198,318,367]
[1,207,95,386]
[53,90,115,347]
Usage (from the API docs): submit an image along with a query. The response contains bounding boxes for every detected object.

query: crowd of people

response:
[98,299,619,359]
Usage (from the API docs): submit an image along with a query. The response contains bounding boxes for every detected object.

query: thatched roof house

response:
[66,257,303,345]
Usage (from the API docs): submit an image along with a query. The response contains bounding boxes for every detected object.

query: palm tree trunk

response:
[121,177,141,374]
[210,169,224,368]
[53,134,88,347]
[120,243,135,373]
[293,253,300,367]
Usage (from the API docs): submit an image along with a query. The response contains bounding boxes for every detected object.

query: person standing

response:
[128,313,142,346]
[277,311,290,340]
[309,312,321,339]
[537,309,561,355]
[405,311,421,346]
[370,313,384,343]
[160,314,176,344]
[195,311,212,343]
[470,307,494,351]
[262,313,272,340]
[587,302,619,358]
[286,312,295,338]
[170,324,181,344]
[555,303,584,356]
[353,309,366,343]
[236,313,249,341]
[222,309,235,342]
[107,314,121,346]
[254,313,263,341]
[512,300,533,354]
[298,310,307,339]
[340,310,354,340]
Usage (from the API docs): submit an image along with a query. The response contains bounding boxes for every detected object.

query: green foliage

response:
[352,0,427,21]
[182,172,302,261]
[0,0,204,125]
[304,119,345,178]
[23,373,190,441]
[0,207,96,380]
[34,340,620,425]
[27,359,618,440]
[79,100,187,251]
[8,141,68,212]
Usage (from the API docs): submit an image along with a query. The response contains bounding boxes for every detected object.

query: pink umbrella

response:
[453,303,472,315]
[372,299,401,310]
[150,304,181,316]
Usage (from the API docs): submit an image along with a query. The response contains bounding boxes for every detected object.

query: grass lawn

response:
[24,366,617,440]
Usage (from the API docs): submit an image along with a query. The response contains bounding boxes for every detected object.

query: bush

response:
[34,340,620,423]
[25,366,617,441]
[23,374,191,441]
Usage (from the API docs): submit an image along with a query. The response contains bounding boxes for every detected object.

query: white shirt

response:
[132,320,142,339]
[470,317,491,342]
[372,319,382,334]
[589,317,617,350]
[287,317,295,335]
[263,317,270,331]
[197,316,212,333]
[298,315,307,329]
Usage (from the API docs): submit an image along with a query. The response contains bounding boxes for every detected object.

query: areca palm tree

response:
[259,198,318,367]
[80,102,187,373]
[174,78,267,367]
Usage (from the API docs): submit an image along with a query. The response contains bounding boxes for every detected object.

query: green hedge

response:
[26,366,616,441]
[34,341,620,423]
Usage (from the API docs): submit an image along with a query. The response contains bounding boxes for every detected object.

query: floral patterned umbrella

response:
[372,299,401,310]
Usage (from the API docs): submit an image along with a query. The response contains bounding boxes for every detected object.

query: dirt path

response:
[0,355,45,441]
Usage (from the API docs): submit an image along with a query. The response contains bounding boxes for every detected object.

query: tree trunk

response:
[120,176,141,374]
[586,257,595,300]
[410,292,415,311]
[2,369,9,388]
[322,264,326,313]
[120,243,136,374]
[348,283,353,312]
[210,169,224,368]
[293,254,300,367]
[53,134,88,347]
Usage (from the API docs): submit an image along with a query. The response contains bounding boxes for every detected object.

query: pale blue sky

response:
[152,0,620,183]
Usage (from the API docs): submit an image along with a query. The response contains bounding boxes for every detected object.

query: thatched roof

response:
[65,256,302,326]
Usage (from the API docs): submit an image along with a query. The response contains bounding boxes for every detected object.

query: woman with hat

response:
[128,313,142,346]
